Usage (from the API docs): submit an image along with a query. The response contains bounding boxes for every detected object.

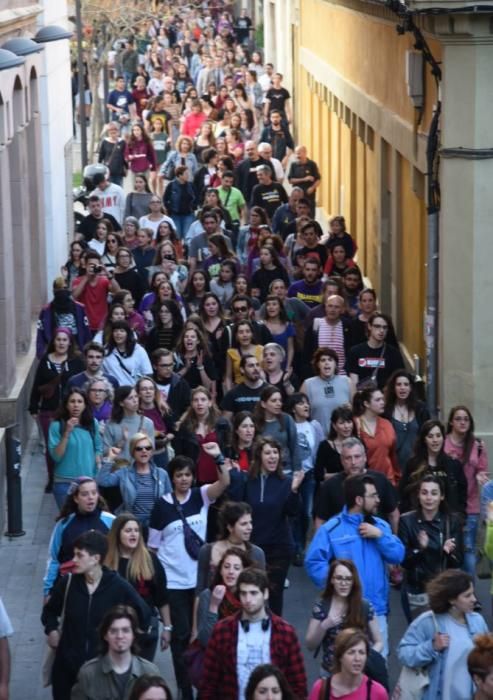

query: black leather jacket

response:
[398,509,463,592]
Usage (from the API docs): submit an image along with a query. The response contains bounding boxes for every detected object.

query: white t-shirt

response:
[295,420,318,471]
[148,485,213,589]
[138,214,175,239]
[237,620,271,700]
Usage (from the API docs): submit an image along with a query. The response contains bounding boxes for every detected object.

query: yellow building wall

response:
[399,160,427,357]
[364,142,379,293]
[299,0,442,135]
[294,0,432,361]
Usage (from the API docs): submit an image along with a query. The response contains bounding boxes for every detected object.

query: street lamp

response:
[1,38,44,56]
[34,26,73,43]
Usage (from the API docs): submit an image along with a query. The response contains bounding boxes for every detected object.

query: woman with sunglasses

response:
[136,377,174,469]
[97,432,171,526]
[305,559,383,679]
[102,232,124,275]
[113,248,147,306]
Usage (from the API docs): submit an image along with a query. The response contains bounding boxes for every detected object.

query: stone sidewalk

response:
[0,434,177,699]
[0,434,320,698]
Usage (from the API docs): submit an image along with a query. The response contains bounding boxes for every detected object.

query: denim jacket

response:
[397,610,488,700]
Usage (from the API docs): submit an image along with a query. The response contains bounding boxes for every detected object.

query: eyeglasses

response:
[134,445,152,452]
[162,254,176,261]
[234,306,248,313]
[333,575,353,583]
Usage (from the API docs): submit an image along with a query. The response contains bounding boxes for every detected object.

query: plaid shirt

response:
[200,612,307,700]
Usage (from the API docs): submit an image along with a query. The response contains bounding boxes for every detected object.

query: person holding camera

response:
[72,250,120,334]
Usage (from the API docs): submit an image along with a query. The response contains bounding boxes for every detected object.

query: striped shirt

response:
[317,319,347,374]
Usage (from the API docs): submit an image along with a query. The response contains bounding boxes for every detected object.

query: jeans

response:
[376,614,389,659]
[167,588,195,697]
[463,513,480,575]
[292,469,316,553]
[53,482,71,509]
[172,214,195,241]
[123,71,135,89]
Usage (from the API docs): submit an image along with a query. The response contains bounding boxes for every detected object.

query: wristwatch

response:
[162,625,173,632]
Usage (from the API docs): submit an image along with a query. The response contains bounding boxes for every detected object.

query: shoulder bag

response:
[42,573,72,687]
[391,612,438,700]
[171,493,204,560]
[320,675,373,700]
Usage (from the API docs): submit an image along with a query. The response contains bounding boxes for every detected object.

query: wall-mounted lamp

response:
[34,26,73,44]
[0,49,25,71]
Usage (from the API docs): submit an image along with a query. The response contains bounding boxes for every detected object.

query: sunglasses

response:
[234,306,248,312]
[162,254,176,261]
[134,445,152,452]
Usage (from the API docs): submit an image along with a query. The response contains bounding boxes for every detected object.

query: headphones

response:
[240,617,270,632]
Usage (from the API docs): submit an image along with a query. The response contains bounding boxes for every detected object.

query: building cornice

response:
[0,4,42,36]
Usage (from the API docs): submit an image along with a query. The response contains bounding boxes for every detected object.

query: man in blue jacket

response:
[305,474,404,657]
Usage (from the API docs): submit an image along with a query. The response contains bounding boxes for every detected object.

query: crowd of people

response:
[0,2,490,700]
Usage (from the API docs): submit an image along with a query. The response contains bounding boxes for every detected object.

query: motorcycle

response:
[73,163,108,229]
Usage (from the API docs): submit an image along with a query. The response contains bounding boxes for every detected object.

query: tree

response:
[77,0,158,155]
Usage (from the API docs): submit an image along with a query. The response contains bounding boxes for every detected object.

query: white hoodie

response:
[90,182,125,225]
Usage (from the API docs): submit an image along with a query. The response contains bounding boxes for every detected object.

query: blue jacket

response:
[96,460,172,524]
[304,507,404,615]
[163,178,196,215]
[397,610,488,700]
[43,510,115,595]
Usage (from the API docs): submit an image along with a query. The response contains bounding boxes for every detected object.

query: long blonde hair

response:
[105,513,155,582]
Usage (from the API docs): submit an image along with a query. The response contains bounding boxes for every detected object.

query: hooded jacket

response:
[43,510,115,595]
[41,568,151,676]
[305,507,404,615]
[228,470,300,553]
